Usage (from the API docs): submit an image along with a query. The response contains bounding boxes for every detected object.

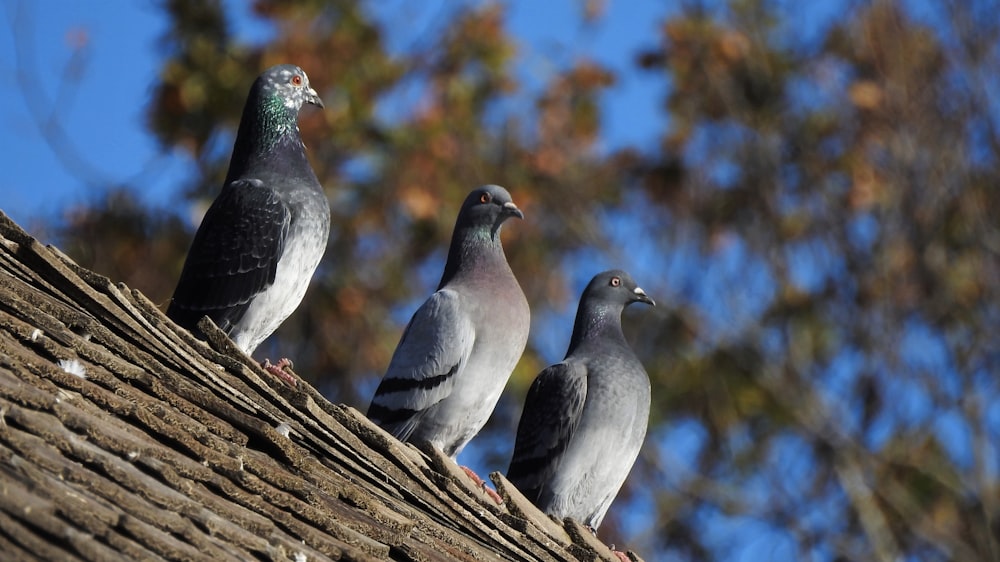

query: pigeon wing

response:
[367,289,474,440]
[506,361,588,503]
[168,178,290,332]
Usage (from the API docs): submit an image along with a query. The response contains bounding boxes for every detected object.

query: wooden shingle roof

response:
[0,212,641,561]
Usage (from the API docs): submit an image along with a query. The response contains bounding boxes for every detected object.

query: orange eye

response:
[610,277,621,287]
[291,74,303,86]
[479,192,491,204]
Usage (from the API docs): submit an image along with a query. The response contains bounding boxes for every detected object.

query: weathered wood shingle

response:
[0,212,641,561]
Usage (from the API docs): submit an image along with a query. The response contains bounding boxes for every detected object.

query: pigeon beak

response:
[502,201,524,220]
[306,87,324,109]
[632,286,655,306]
[491,201,523,238]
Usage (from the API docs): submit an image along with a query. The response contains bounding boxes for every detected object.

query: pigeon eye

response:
[610,277,621,287]
[479,192,492,204]
[291,74,303,86]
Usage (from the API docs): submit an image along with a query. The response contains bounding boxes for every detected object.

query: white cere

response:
[59,359,87,379]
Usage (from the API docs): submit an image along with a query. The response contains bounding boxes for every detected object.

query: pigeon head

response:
[569,269,654,350]
[439,185,523,288]
[227,64,324,182]
[456,185,524,239]
[256,64,324,112]
[584,269,655,309]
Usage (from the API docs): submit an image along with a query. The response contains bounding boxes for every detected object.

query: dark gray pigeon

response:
[168,64,329,371]
[367,185,530,461]
[506,269,654,529]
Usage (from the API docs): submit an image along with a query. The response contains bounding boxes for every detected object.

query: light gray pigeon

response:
[506,269,654,529]
[168,64,329,374]
[367,185,530,461]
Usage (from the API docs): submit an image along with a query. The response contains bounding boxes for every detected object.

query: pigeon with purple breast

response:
[368,185,530,478]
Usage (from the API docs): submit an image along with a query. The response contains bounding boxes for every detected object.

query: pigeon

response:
[506,269,654,530]
[367,185,530,465]
[167,64,329,382]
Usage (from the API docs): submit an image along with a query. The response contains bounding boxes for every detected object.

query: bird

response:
[167,64,329,383]
[367,185,530,471]
[506,269,654,531]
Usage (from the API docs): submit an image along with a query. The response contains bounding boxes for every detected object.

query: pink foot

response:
[460,465,503,504]
[612,550,630,562]
[261,357,297,386]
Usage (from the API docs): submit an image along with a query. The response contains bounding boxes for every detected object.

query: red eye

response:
[610,277,621,287]
[291,74,303,86]
[479,192,491,204]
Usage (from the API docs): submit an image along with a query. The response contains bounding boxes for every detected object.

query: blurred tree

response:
[40,0,999,560]
[624,0,1000,560]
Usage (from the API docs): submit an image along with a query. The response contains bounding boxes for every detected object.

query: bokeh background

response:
[3,1,998,560]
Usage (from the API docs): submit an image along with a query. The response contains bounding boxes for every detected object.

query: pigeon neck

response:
[438,224,504,288]
[567,304,627,355]
[226,95,301,182]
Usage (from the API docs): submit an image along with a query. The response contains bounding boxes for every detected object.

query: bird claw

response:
[612,550,630,562]
[604,537,631,561]
[460,465,504,504]
[261,357,297,386]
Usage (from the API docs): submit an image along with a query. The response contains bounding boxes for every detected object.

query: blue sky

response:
[2,1,178,225]
[0,0,670,231]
